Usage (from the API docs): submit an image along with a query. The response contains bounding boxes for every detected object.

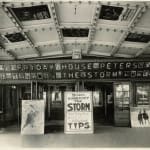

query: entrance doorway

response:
[46,82,114,127]
[0,85,18,126]
[84,82,114,125]
[46,84,75,126]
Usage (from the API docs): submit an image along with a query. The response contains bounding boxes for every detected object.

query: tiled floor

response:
[0,125,150,148]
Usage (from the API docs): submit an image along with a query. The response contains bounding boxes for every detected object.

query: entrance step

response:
[94,118,114,126]
[94,122,113,127]
[45,120,64,133]
[45,120,64,126]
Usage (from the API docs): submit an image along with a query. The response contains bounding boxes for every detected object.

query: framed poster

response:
[107,93,113,104]
[52,91,62,106]
[21,100,45,135]
[93,91,103,106]
[64,92,93,134]
[130,107,150,127]
[136,84,150,106]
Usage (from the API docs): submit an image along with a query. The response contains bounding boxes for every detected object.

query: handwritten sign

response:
[64,92,93,134]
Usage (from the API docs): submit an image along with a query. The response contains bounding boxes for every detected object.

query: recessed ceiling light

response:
[125,33,150,43]
[62,28,89,37]
[99,5,123,21]
[11,5,51,21]
[5,33,26,43]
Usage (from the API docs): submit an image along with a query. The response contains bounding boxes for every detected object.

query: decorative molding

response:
[111,5,147,56]
[48,2,65,54]
[0,41,17,59]
[1,3,42,57]
[135,42,150,57]
[86,2,101,54]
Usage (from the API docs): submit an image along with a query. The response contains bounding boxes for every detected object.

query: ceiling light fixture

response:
[74,4,77,15]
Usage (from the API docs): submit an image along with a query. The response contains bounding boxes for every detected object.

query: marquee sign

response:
[64,92,93,134]
[1,60,150,80]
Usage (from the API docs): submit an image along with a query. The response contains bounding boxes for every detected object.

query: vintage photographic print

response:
[0,0,150,149]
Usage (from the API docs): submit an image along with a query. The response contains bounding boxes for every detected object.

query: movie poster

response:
[93,91,100,106]
[130,107,150,127]
[64,92,93,134]
[21,100,45,135]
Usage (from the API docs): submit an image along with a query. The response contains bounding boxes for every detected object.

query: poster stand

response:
[21,100,45,135]
[64,91,93,134]
[130,106,150,127]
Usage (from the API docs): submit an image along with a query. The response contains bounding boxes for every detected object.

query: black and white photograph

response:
[1,0,150,149]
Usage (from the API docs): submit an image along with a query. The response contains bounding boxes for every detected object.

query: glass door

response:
[0,85,18,127]
[105,84,114,123]
[48,84,75,122]
[84,82,113,125]
[50,86,64,120]
[92,86,105,123]
[114,82,130,126]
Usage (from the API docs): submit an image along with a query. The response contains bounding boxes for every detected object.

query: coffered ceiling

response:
[0,1,150,60]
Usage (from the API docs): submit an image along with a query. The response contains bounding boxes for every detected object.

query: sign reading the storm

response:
[21,100,45,135]
[130,107,150,127]
[64,92,93,134]
[1,60,150,80]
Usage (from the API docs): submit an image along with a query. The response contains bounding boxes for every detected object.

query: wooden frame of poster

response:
[64,91,94,134]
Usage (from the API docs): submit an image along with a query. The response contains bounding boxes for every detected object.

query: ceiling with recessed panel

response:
[0,1,150,60]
